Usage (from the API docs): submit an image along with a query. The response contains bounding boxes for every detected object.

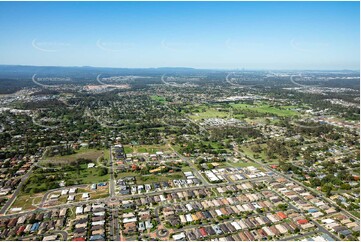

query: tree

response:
[98,167,108,176]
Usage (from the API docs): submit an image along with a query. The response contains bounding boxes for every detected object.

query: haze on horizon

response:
[0,1,359,70]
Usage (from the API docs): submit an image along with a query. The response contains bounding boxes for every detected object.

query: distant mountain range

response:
[0,65,204,79]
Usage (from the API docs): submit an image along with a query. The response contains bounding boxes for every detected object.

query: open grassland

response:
[136,172,184,184]
[187,102,299,121]
[23,163,110,194]
[189,107,229,120]
[115,170,185,184]
[131,144,170,154]
[41,148,104,165]
[239,144,278,164]
[11,193,43,212]
[231,103,299,117]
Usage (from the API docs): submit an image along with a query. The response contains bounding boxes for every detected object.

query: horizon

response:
[0,64,359,72]
[0,1,359,69]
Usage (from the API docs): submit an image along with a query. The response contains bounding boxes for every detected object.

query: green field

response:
[131,144,169,154]
[137,172,184,184]
[123,146,134,154]
[187,102,298,121]
[239,144,278,163]
[189,107,229,120]
[42,148,104,164]
[116,171,185,184]
[23,163,110,194]
[11,194,42,211]
[230,103,299,117]
[150,95,167,103]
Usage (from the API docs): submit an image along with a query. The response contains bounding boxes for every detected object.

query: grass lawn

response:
[90,190,109,199]
[116,171,140,178]
[41,148,104,165]
[68,207,76,219]
[11,194,39,211]
[230,103,299,117]
[24,164,110,193]
[350,210,360,218]
[137,172,184,184]
[103,149,110,161]
[150,95,167,103]
[181,166,193,172]
[132,144,170,154]
[239,144,278,163]
[63,164,110,184]
[32,196,43,205]
[123,146,134,154]
[189,107,229,120]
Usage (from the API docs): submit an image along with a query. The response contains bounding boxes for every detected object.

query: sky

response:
[0,1,359,70]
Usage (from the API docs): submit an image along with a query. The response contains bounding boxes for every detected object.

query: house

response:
[138,222,145,231]
[123,222,137,234]
[297,219,308,225]
[61,189,68,195]
[30,222,40,233]
[17,216,27,225]
[50,194,60,200]
[76,206,83,215]
[276,212,287,220]
[145,220,153,229]
[43,235,58,241]
[16,225,26,236]
[172,232,186,241]
[275,224,288,234]
[69,188,77,194]
[59,208,67,217]
[72,238,85,241]
[199,227,208,237]
[89,235,105,241]
[88,163,95,168]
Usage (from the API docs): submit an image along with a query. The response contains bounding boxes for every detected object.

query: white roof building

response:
[61,189,68,195]
[76,206,83,215]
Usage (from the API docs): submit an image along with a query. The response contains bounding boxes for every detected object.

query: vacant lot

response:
[41,148,104,165]
[137,172,184,184]
[189,107,229,120]
[131,144,170,154]
[23,163,110,194]
[231,103,299,117]
[10,193,44,212]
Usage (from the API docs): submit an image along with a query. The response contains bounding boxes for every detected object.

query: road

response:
[109,146,115,198]
[108,146,119,241]
[108,205,120,241]
[0,165,34,215]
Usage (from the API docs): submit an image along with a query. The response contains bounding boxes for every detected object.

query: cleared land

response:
[41,148,104,165]
[130,144,170,154]
[231,103,299,117]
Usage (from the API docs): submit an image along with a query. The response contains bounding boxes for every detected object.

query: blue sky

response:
[0,1,359,70]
